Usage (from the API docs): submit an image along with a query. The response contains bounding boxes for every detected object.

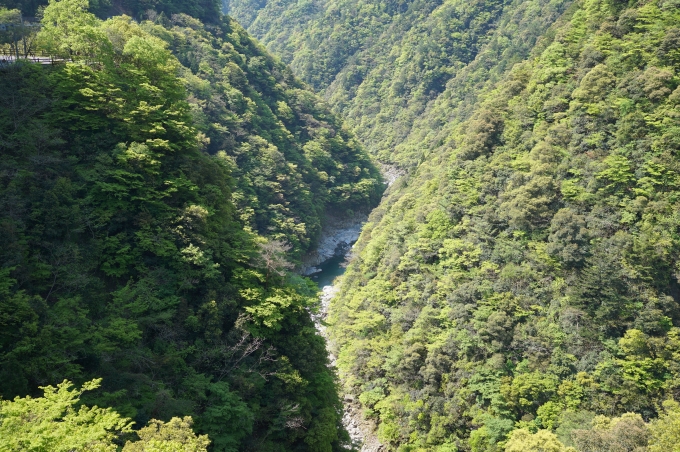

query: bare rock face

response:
[302,163,401,275]
[301,213,368,273]
[378,162,405,187]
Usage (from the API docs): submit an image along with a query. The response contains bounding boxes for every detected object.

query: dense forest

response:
[223,0,573,166]
[3,0,680,450]
[0,0,381,450]
[230,0,680,450]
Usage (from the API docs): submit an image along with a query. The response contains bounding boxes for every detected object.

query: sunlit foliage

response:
[0,0,381,449]
[247,0,680,449]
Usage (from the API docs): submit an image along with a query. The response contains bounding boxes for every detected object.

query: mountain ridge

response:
[226,0,680,450]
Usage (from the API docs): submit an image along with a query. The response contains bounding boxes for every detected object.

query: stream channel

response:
[305,168,402,451]
[306,233,385,451]
[310,248,350,288]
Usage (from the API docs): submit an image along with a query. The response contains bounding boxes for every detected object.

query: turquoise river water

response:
[310,252,348,288]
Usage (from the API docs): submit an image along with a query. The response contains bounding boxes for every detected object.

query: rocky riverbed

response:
[312,283,385,451]
[309,246,385,452]
[300,163,404,276]
[300,213,367,276]
[303,164,401,451]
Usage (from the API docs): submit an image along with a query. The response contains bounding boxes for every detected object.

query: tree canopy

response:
[232,0,680,449]
[0,0,382,450]
[0,379,210,452]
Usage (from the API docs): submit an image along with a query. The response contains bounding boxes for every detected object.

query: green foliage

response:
[0,379,209,452]
[38,0,108,60]
[227,0,573,166]
[193,381,252,452]
[0,6,21,42]
[0,0,381,449]
[504,429,575,452]
[0,379,132,452]
[234,0,680,448]
[0,0,221,23]
[571,413,650,452]
[140,13,382,258]
[122,417,210,452]
[554,411,596,448]
[0,7,40,57]
[648,400,680,452]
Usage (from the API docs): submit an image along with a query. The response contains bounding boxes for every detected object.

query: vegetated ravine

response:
[4,0,680,450]
[307,221,377,451]
[306,167,407,450]
[228,0,680,450]
[0,1,382,450]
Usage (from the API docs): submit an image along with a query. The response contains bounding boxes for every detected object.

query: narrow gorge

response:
[229,0,680,450]
[305,166,406,451]
[3,0,680,450]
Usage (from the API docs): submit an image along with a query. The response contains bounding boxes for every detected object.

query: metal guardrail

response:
[0,22,40,31]
[0,51,68,66]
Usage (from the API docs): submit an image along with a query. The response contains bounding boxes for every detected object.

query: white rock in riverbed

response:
[300,214,367,273]
[312,281,384,451]
[378,162,405,187]
[302,266,321,276]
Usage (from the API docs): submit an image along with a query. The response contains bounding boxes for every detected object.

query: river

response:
[310,251,349,289]
[306,167,402,451]
[307,238,385,452]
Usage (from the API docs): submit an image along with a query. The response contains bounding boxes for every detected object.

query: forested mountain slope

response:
[223,0,573,166]
[147,13,382,258]
[2,0,221,23]
[0,0,381,450]
[325,0,680,449]
[228,0,680,449]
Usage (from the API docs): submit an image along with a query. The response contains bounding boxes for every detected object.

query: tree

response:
[571,413,650,452]
[0,379,131,452]
[505,429,576,452]
[0,379,210,452]
[648,400,680,452]
[36,0,109,60]
[253,239,294,280]
[123,417,210,452]
[547,208,589,267]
